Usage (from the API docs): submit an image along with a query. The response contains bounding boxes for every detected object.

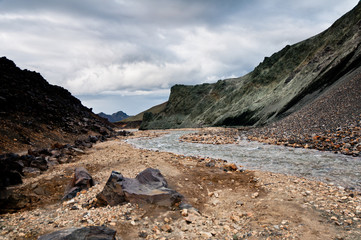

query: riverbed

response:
[127,130,361,191]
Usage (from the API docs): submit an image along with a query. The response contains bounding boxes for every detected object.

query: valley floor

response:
[1,130,361,239]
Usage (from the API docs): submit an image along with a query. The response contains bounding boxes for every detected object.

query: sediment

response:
[1,131,361,239]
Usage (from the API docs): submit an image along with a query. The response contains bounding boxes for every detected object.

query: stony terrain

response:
[247,67,361,157]
[0,132,130,214]
[180,128,243,145]
[0,57,114,154]
[1,131,361,239]
[180,66,361,157]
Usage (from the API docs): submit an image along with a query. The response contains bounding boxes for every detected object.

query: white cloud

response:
[0,0,358,113]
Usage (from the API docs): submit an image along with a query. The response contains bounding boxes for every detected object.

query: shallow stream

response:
[127,131,361,191]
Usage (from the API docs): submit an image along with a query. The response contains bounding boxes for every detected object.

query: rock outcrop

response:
[0,132,126,213]
[97,168,183,207]
[0,57,114,153]
[141,2,361,129]
[62,167,95,200]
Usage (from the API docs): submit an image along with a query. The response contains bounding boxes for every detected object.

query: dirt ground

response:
[1,130,361,239]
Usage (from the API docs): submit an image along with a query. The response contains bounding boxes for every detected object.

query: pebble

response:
[2,133,361,240]
[181,209,188,217]
[200,231,212,238]
[161,224,172,233]
[252,192,259,198]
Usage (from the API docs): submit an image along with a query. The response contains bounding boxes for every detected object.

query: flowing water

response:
[127,131,361,191]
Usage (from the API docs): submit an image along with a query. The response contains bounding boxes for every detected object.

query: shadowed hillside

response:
[0,57,114,153]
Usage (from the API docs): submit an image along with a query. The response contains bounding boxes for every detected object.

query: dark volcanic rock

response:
[0,135,104,213]
[0,153,23,187]
[96,171,126,206]
[30,157,48,171]
[63,167,95,200]
[97,168,183,207]
[0,56,115,153]
[38,226,117,240]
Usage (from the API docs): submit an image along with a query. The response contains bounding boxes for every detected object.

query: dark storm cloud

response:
[0,0,358,114]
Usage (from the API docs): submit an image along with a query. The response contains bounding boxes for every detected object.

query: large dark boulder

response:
[97,168,183,207]
[0,153,23,188]
[96,171,126,206]
[38,226,117,240]
[30,157,48,171]
[62,167,95,200]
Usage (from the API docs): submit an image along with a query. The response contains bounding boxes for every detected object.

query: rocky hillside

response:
[98,111,129,122]
[246,66,361,156]
[118,102,167,128]
[0,57,114,153]
[141,2,361,129]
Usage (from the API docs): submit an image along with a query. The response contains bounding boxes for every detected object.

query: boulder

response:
[223,163,238,172]
[62,167,95,200]
[96,171,126,206]
[38,226,117,240]
[30,157,48,171]
[19,154,36,167]
[97,168,183,207]
[88,135,98,143]
[0,154,23,187]
[117,130,133,136]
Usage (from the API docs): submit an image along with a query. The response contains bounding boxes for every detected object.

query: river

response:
[127,130,361,191]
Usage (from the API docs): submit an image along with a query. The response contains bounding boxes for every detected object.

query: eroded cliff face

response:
[141,2,361,130]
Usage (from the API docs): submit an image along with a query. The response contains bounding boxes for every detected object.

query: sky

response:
[0,0,359,115]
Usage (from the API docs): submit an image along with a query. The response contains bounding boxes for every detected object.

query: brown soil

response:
[1,131,360,239]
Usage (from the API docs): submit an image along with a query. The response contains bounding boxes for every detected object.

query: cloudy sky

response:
[0,0,358,115]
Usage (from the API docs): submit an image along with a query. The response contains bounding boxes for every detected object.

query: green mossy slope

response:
[142,2,361,129]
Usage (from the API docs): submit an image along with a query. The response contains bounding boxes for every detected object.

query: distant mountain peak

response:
[98,111,129,122]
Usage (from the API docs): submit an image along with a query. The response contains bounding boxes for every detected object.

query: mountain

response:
[140,2,361,130]
[0,57,114,153]
[118,102,167,128]
[98,111,129,122]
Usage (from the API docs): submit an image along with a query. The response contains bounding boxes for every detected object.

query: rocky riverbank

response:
[179,120,361,158]
[179,128,242,145]
[248,68,361,157]
[1,130,361,239]
[247,119,361,157]
[0,130,132,214]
